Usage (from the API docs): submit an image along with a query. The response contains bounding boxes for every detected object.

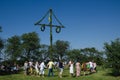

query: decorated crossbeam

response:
[34,9,64,58]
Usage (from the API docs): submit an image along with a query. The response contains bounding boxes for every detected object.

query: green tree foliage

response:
[80,47,104,65]
[81,47,96,58]
[0,38,4,61]
[5,35,21,61]
[21,32,40,61]
[0,26,2,32]
[0,26,3,50]
[0,38,4,50]
[35,44,49,61]
[67,49,82,61]
[0,26,4,61]
[53,40,70,60]
[104,38,120,76]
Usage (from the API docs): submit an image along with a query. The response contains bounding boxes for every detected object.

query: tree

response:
[66,49,81,61]
[53,40,69,60]
[80,47,104,65]
[0,26,2,32]
[80,47,96,61]
[0,38,4,61]
[5,35,21,61]
[21,32,40,61]
[0,38,4,51]
[104,38,120,76]
[39,44,49,60]
[0,26,4,51]
[0,26,4,62]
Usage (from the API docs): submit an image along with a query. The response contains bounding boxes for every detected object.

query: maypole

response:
[34,9,64,59]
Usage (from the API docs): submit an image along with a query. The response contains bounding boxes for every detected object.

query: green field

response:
[0,67,120,80]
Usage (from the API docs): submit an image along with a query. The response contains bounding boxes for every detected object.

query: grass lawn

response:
[0,67,120,80]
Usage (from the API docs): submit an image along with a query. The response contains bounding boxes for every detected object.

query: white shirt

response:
[89,61,93,68]
[40,62,46,70]
[35,63,39,69]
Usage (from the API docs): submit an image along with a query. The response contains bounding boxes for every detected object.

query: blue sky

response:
[0,0,120,50]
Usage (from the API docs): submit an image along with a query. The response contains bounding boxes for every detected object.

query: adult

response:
[81,62,87,76]
[58,60,64,78]
[75,61,81,77]
[89,60,93,73]
[47,59,54,77]
[93,62,97,72]
[24,61,28,75]
[39,61,46,77]
[35,61,39,76]
[29,60,33,75]
[68,60,74,77]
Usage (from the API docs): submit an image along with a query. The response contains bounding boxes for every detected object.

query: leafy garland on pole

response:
[56,26,61,33]
[41,24,45,31]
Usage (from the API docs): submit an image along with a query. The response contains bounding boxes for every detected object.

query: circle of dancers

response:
[23,59,97,78]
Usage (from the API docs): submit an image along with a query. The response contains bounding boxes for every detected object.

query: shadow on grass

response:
[103,72,120,77]
[63,75,69,77]
[0,70,22,76]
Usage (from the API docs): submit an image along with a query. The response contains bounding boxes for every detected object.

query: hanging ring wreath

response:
[41,24,45,32]
[56,26,61,33]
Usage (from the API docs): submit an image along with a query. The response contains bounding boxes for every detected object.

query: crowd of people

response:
[24,59,64,78]
[23,59,97,78]
[68,60,97,77]
[0,62,19,75]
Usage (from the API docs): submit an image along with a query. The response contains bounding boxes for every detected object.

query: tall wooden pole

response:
[34,9,64,59]
[49,9,53,59]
